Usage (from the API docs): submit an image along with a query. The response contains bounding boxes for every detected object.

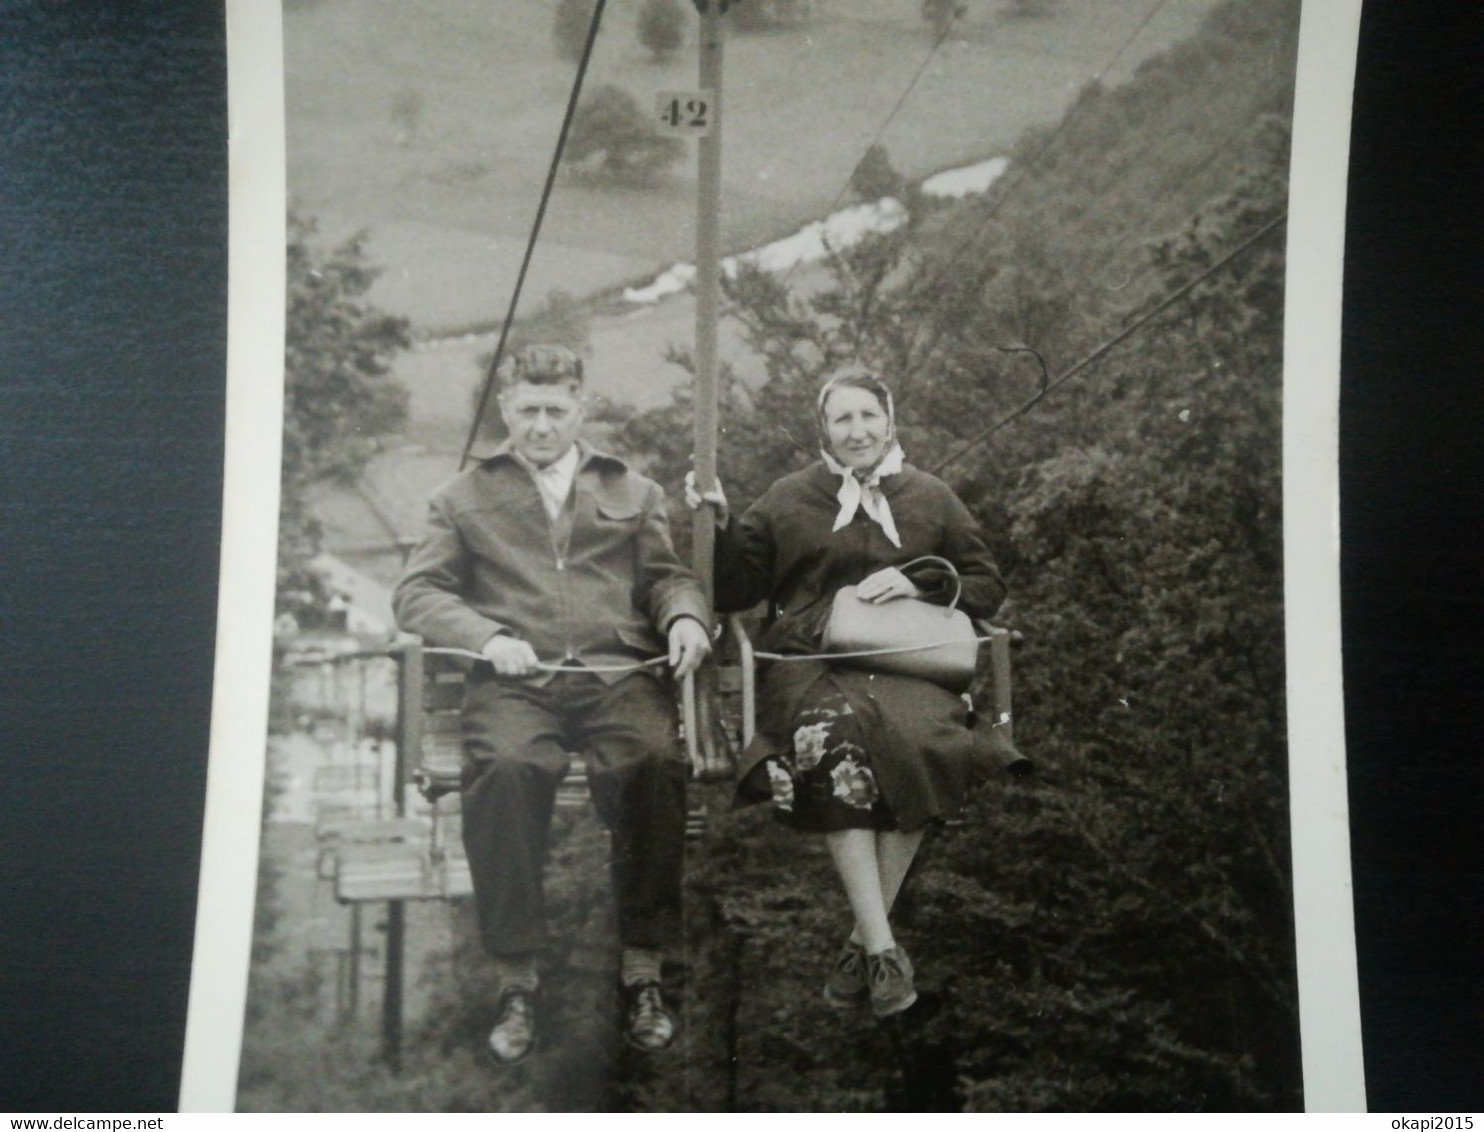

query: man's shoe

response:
[866,946,918,1018]
[487,987,538,1065]
[822,940,869,1009]
[620,979,677,1053]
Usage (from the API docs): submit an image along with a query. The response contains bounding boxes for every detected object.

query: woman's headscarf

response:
[816,367,906,547]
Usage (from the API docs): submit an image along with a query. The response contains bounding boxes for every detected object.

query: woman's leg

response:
[848,827,925,945]
[825,828,894,953]
[877,828,926,911]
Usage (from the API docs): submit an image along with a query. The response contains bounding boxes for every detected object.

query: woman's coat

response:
[714,460,1023,827]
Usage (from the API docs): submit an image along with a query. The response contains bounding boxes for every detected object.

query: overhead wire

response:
[706,6,967,397]
[444,1,1271,483]
[714,0,1180,450]
[712,94,1270,433]
[458,0,609,471]
[910,0,1174,303]
[719,0,1174,383]
[1082,105,1282,295]
[905,79,1291,473]
[928,207,1287,476]
[443,0,612,1070]
[774,8,964,295]
[449,0,1183,467]
[795,2,1288,489]
[438,0,1266,492]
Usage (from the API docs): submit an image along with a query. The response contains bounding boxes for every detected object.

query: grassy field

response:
[286,0,1226,330]
[288,0,1230,475]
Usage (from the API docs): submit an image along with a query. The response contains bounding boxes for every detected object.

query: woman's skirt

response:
[737,663,1006,834]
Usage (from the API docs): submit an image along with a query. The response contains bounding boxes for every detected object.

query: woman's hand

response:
[683,469,730,528]
[667,615,713,680]
[856,566,923,604]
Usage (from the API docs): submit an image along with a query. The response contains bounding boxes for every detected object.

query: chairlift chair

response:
[723,612,1025,765]
[368,614,1022,903]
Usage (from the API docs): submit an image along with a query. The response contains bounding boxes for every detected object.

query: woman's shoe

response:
[620,979,677,1053]
[823,940,869,1008]
[866,946,918,1017]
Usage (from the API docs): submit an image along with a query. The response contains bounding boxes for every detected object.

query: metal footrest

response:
[333,842,473,903]
[685,803,708,840]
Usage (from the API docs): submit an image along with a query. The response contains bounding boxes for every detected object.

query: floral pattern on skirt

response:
[763,688,899,832]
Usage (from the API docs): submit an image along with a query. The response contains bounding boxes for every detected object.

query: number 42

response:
[655,91,714,134]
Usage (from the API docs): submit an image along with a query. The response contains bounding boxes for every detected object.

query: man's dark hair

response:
[496,344,585,393]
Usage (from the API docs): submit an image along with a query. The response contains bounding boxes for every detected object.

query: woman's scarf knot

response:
[821,442,906,547]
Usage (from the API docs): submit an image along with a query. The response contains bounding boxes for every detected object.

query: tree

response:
[849,143,904,202]
[730,0,811,32]
[604,0,1303,1108]
[389,88,423,147]
[553,0,596,62]
[565,84,685,186]
[1003,0,1052,17]
[921,0,966,38]
[638,0,685,61]
[614,174,1294,1113]
[279,213,410,621]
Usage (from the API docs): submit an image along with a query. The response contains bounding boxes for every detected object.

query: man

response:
[393,344,711,1063]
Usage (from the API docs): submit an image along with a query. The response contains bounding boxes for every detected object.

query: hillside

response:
[304,0,1281,578]
[286,0,1226,329]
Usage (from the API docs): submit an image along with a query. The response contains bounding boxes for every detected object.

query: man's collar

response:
[476,439,629,473]
[507,442,580,480]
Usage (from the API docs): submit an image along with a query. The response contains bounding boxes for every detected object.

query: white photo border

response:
[180,0,1368,1111]
[1282,0,1366,1111]
[178,0,286,1112]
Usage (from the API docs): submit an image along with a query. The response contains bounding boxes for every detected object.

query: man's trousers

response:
[459,668,687,957]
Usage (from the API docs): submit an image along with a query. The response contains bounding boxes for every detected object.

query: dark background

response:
[1339,0,1484,1112]
[0,0,1477,1113]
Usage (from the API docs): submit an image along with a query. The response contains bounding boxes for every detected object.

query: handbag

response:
[821,555,980,692]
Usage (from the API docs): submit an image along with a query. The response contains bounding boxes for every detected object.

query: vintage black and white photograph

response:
[210,0,1350,1111]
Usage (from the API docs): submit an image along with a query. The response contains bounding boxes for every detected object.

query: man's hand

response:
[667,616,712,681]
[480,633,541,677]
[856,566,924,604]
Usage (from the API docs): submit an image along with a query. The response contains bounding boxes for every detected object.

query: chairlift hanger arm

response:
[930,210,1286,476]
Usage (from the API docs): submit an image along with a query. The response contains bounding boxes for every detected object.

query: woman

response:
[685,366,1016,1018]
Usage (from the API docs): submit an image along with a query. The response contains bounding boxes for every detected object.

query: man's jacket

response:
[393,444,707,683]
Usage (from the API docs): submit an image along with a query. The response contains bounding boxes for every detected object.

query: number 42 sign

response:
[655,90,715,135]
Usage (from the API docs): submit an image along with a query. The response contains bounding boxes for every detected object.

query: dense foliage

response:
[605,0,1301,1109]
[729,0,812,33]
[849,143,905,204]
[553,0,598,63]
[251,217,408,1031]
[920,0,966,38]
[566,84,686,186]
[278,214,409,628]
[638,0,686,61]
